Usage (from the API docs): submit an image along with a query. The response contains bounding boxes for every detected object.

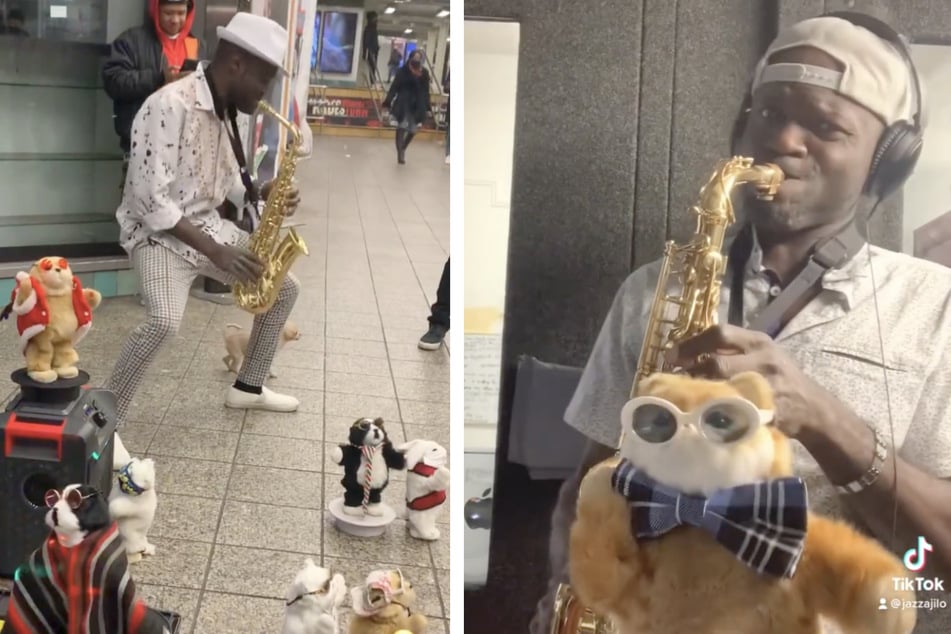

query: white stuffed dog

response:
[108,457,157,563]
[398,439,450,540]
[112,432,132,472]
[281,557,347,634]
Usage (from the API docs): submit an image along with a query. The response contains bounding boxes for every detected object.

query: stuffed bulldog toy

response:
[1,256,101,383]
[6,484,172,633]
[569,371,917,634]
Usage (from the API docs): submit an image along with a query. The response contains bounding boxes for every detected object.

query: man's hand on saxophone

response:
[669,322,951,580]
[667,323,819,439]
[259,178,301,217]
[209,243,265,284]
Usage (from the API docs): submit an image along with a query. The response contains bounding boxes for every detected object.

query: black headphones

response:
[730,11,923,201]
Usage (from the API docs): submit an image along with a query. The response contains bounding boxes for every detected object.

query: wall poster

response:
[319,10,358,74]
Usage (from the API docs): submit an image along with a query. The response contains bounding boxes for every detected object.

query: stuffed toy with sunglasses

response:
[6,484,171,633]
[109,458,158,563]
[348,569,427,634]
[281,557,347,634]
[0,256,101,383]
[569,372,917,634]
[332,417,406,517]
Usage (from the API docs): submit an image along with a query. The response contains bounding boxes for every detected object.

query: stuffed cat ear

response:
[727,371,775,408]
[373,417,385,427]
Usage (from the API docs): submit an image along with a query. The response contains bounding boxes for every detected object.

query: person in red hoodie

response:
[102,0,205,172]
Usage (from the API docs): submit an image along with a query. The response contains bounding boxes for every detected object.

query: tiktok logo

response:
[903,536,934,572]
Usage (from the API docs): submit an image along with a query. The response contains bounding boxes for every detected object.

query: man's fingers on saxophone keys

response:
[238,249,265,281]
[285,185,301,216]
[685,351,764,380]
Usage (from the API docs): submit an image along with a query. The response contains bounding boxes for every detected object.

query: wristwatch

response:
[834,427,888,495]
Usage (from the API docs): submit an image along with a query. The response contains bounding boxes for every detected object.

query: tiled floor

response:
[0,135,450,633]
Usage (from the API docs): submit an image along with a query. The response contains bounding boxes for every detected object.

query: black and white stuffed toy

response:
[332,417,406,517]
[7,484,173,633]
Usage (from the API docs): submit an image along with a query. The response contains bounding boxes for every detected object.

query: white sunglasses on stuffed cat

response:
[620,396,775,444]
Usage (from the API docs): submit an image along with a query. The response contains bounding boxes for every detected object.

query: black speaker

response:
[0,370,116,579]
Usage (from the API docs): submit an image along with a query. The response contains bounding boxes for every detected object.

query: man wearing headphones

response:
[531,13,951,634]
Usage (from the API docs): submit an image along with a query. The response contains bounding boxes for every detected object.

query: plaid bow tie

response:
[611,459,808,578]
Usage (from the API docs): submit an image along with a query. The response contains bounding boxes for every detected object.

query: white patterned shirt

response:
[566,234,951,633]
[116,63,248,264]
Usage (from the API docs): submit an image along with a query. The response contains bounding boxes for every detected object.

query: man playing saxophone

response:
[109,12,304,427]
[533,13,951,634]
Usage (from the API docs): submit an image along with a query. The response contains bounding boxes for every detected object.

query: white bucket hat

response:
[216,12,289,75]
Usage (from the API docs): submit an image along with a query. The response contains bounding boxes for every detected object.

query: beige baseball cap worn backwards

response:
[751,16,920,126]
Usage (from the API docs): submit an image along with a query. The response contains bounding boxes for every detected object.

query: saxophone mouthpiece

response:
[755,163,785,201]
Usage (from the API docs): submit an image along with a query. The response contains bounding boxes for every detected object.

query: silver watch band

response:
[834,428,888,495]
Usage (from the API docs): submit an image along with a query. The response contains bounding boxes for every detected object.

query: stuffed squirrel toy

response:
[348,569,427,634]
[569,371,917,634]
[1,256,101,383]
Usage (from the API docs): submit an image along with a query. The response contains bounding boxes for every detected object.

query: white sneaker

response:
[225,386,299,412]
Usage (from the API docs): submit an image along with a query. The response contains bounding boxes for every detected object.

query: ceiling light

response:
[404,28,413,34]
[384,7,395,14]
[437,9,449,17]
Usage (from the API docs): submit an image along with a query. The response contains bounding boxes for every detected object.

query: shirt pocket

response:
[809,344,923,446]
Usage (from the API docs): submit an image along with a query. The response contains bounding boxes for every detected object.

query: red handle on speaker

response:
[3,414,64,460]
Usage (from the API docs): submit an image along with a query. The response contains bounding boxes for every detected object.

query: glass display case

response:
[0,34,124,263]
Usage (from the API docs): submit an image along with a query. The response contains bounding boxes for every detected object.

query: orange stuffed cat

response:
[569,371,917,634]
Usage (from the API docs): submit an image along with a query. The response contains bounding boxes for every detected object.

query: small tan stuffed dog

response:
[569,371,917,634]
[348,569,427,634]
[2,257,102,382]
[222,321,300,377]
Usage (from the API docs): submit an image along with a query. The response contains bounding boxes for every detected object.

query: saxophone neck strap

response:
[204,65,259,207]
[225,113,260,207]
[728,221,866,336]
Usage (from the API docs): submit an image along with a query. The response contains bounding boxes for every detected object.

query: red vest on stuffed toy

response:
[407,463,448,511]
[10,276,93,354]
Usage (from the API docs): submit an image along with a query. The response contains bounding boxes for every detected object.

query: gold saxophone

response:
[550,156,783,634]
[233,100,310,314]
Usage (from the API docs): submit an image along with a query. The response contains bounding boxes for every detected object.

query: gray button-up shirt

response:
[566,234,951,632]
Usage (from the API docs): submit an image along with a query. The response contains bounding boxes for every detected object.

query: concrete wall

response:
[463,0,951,459]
